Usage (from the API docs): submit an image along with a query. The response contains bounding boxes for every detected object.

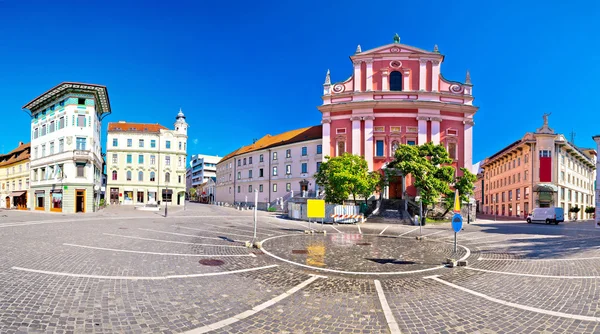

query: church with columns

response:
[318,35,478,199]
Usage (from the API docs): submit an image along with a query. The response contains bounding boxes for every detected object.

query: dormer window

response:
[390,71,403,91]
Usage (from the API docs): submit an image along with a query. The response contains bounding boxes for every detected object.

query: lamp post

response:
[165,180,169,218]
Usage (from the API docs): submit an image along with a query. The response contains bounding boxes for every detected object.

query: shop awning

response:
[533,183,558,193]
[9,191,26,197]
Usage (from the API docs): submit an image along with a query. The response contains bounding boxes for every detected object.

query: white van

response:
[526,207,565,224]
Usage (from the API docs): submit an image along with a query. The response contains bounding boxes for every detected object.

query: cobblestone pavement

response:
[0,204,599,333]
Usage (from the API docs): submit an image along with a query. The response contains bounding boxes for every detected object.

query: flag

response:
[453,189,461,213]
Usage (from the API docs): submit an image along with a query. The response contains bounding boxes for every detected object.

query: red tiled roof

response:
[0,142,30,167]
[108,122,168,133]
[221,125,322,161]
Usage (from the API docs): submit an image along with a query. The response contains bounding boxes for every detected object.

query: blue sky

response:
[0,0,598,162]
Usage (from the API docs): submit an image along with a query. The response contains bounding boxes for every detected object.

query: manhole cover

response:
[356,242,372,246]
[199,259,225,266]
[292,249,308,254]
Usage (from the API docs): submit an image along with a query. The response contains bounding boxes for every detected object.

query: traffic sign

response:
[452,213,463,233]
[307,199,325,219]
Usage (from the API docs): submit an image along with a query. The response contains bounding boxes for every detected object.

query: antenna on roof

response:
[569,129,576,145]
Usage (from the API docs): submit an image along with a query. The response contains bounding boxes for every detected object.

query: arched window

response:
[138,171,143,181]
[165,172,170,183]
[111,170,117,180]
[150,172,155,182]
[126,171,132,181]
[390,71,402,91]
[391,140,400,156]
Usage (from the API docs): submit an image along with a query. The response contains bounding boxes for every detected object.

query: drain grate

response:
[292,249,308,254]
[356,242,372,246]
[118,227,128,230]
[199,259,225,266]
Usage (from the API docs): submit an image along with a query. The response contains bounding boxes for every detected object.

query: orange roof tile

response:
[220,125,322,162]
[0,142,30,167]
[108,122,168,133]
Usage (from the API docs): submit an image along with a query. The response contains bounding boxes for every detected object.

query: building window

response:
[178,157,182,167]
[138,171,143,181]
[301,163,308,174]
[286,149,291,158]
[136,154,143,164]
[273,166,278,176]
[49,121,55,133]
[259,168,264,177]
[151,140,156,148]
[126,171,132,181]
[36,191,45,210]
[76,163,85,177]
[286,183,291,191]
[249,157,252,164]
[166,141,171,149]
[273,152,278,160]
[317,162,322,171]
[286,165,291,175]
[337,141,345,155]
[165,172,170,183]
[524,170,528,181]
[237,186,241,193]
[78,98,86,105]
[179,142,182,150]
[316,144,323,154]
[150,155,156,165]
[59,117,65,129]
[127,154,132,164]
[407,140,416,146]
[150,172,156,182]
[248,185,252,192]
[112,171,117,180]
[112,138,118,147]
[76,137,86,150]
[448,142,457,160]
[516,188,521,200]
[166,156,170,165]
[390,71,403,91]
[34,128,38,139]
[112,154,117,163]
[41,145,46,157]
[524,187,530,199]
[273,184,278,192]
[259,154,264,162]
[259,184,263,192]
[237,171,241,180]
[249,170,253,178]
[49,142,54,155]
[376,140,384,157]
[77,115,85,127]
[243,158,246,165]
[238,160,241,167]
[139,139,144,147]
[302,147,309,156]
[42,125,47,136]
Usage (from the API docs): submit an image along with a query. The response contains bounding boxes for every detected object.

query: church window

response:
[390,71,403,91]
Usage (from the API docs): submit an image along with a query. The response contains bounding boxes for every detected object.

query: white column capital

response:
[463,119,475,126]
[321,118,331,124]
[364,59,373,64]
[416,116,429,121]
[431,117,442,122]
[363,115,375,121]
[352,60,362,66]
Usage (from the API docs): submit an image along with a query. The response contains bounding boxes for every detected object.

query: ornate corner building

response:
[22,83,111,213]
[319,35,478,199]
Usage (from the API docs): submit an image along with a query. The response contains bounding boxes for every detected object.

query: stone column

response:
[419,59,427,91]
[402,68,411,91]
[365,60,373,91]
[431,60,440,92]
[417,116,428,145]
[351,116,362,155]
[364,116,374,171]
[464,119,474,172]
[322,118,331,158]
[381,69,389,91]
[431,117,441,145]
[353,60,362,92]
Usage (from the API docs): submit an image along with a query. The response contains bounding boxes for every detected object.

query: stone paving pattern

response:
[0,204,600,333]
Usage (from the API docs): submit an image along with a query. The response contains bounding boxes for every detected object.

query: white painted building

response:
[216,126,322,208]
[23,82,110,213]
[106,110,188,206]
[190,154,221,188]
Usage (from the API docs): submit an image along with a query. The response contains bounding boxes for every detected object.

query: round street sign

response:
[452,213,463,233]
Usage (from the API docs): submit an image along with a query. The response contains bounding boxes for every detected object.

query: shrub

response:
[267,207,277,212]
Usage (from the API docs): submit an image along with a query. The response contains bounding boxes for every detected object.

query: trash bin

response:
[360,203,368,214]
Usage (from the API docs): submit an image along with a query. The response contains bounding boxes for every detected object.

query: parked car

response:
[526,207,565,224]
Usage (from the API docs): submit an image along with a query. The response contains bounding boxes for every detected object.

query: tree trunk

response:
[352,193,357,205]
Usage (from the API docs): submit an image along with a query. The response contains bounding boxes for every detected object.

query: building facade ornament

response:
[321,118,331,124]
[463,119,475,126]
[355,44,362,53]
[324,69,331,85]
[536,113,554,134]
[352,60,362,66]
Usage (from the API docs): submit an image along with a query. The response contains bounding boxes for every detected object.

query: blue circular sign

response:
[452,213,463,233]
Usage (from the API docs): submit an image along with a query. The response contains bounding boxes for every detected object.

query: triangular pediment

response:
[356,43,435,56]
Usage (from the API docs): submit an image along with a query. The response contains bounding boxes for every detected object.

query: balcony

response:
[74,150,92,162]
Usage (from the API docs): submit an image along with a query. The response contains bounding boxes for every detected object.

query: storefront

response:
[50,190,63,212]
[35,190,45,211]
[9,191,27,210]
[148,191,156,204]
[123,190,133,204]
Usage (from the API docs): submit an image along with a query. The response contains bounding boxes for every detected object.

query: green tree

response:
[315,153,380,205]
[387,142,476,217]
[189,187,197,201]
[585,206,595,214]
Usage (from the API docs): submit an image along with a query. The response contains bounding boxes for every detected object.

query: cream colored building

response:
[482,118,596,220]
[216,126,322,209]
[106,110,188,206]
[0,142,31,209]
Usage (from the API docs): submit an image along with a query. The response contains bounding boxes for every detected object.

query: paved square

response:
[1,203,600,333]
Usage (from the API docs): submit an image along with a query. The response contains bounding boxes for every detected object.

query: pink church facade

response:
[319,36,478,198]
